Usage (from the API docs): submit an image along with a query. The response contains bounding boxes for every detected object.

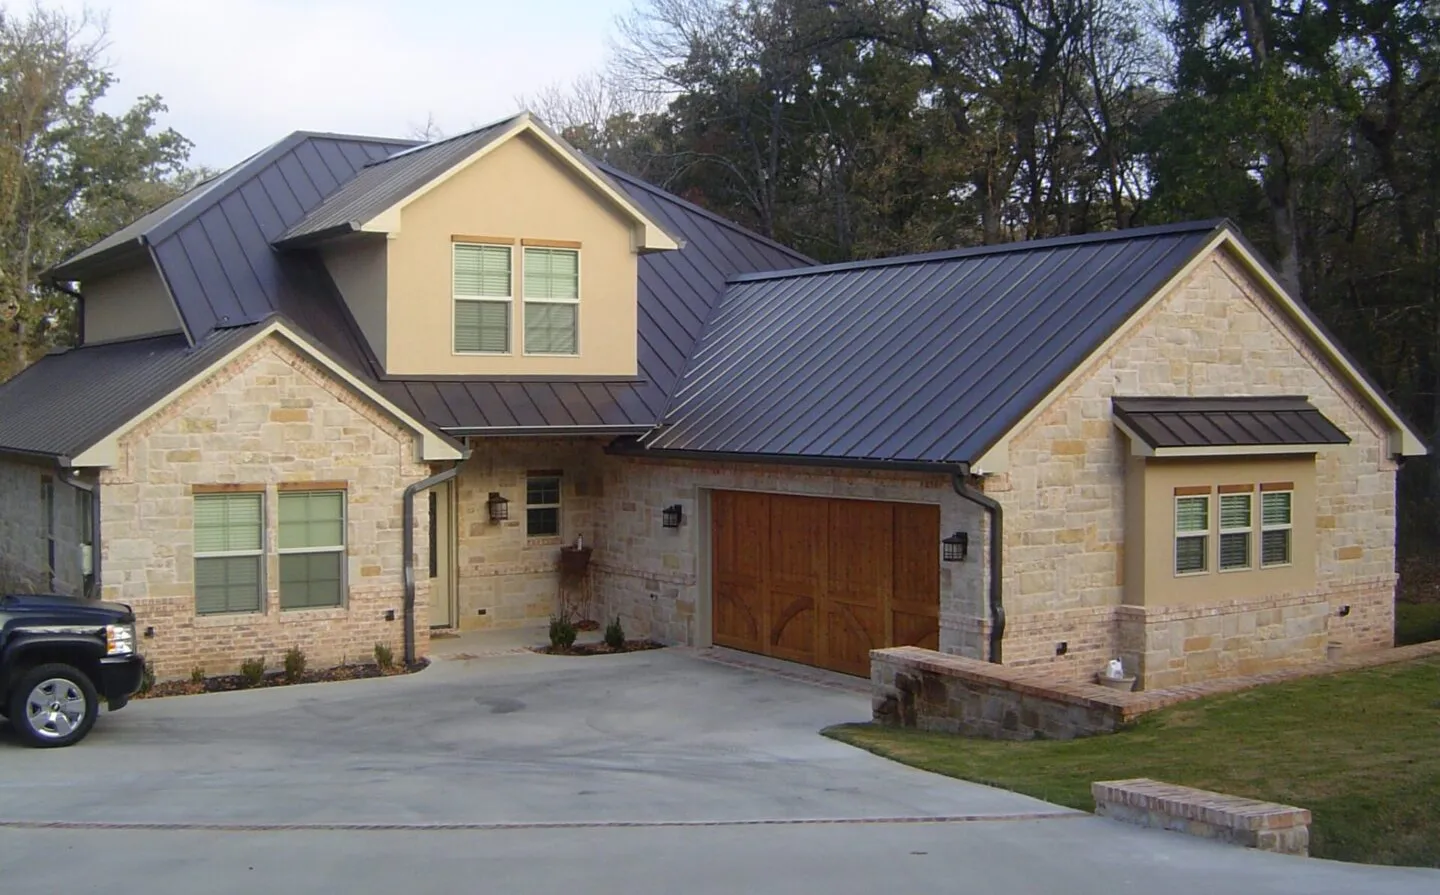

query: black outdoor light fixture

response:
[662,504,684,529]
[486,491,510,524]
[942,531,969,562]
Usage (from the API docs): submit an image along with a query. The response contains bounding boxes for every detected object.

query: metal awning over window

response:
[1112,396,1350,457]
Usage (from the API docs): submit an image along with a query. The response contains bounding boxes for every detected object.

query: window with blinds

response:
[1261,489,1293,567]
[194,493,264,615]
[454,243,512,353]
[279,490,346,610]
[1218,491,1253,571]
[1174,494,1209,575]
[523,247,579,355]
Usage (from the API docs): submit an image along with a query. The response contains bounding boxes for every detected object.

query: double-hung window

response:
[279,490,346,609]
[523,247,579,355]
[1260,486,1293,567]
[1218,488,1253,571]
[194,493,264,614]
[526,474,562,538]
[1174,492,1210,575]
[454,243,512,353]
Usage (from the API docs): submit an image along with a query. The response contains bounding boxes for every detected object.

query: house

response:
[0,112,1424,689]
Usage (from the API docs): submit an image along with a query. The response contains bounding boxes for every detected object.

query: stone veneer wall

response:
[0,456,85,594]
[98,335,434,680]
[591,455,987,655]
[450,438,606,629]
[985,248,1398,686]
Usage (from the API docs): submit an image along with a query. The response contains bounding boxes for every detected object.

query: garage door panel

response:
[711,491,939,677]
[712,491,769,653]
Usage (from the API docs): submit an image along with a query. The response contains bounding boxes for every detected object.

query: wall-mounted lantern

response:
[486,491,510,524]
[662,504,684,529]
[942,531,968,562]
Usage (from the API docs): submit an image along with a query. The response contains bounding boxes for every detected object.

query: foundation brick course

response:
[97,335,434,680]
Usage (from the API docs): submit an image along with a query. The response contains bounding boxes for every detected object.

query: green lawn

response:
[825,657,1440,867]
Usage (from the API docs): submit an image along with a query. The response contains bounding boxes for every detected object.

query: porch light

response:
[662,504,684,529]
[942,531,968,562]
[486,491,510,524]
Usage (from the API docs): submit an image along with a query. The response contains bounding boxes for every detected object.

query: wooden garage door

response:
[711,491,940,676]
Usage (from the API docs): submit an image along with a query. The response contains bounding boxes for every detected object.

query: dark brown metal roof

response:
[642,223,1221,465]
[1111,396,1350,449]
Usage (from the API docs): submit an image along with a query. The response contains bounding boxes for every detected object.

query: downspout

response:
[402,454,469,665]
[952,465,1004,664]
[57,466,100,599]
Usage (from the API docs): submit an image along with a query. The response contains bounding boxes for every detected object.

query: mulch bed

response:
[533,639,665,656]
[136,659,428,699]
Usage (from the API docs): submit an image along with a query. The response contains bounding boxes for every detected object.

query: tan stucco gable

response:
[360,114,678,254]
[973,229,1426,474]
[70,320,462,467]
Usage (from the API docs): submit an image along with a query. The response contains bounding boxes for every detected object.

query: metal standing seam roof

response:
[642,222,1225,465]
[1111,396,1350,449]
[0,327,263,460]
[276,114,523,243]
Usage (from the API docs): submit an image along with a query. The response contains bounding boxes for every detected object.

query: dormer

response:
[278,113,679,377]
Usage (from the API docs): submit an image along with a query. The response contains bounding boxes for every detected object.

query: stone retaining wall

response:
[1093,778,1310,855]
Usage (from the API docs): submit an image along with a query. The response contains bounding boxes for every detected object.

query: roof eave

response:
[44,237,147,282]
[272,222,361,249]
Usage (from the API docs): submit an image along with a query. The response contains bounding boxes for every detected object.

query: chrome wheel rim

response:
[25,678,86,740]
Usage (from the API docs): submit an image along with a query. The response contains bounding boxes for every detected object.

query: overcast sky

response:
[43,0,632,168]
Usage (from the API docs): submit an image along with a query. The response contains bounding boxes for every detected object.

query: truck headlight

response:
[105,623,136,656]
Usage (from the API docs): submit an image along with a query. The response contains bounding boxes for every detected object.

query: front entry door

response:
[428,482,455,628]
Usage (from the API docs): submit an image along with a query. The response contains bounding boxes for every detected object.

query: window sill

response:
[526,536,563,547]
[278,605,348,619]
[193,611,265,627]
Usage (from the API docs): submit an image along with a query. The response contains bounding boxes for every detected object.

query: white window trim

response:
[278,491,348,611]
[526,474,563,538]
[1217,490,1254,573]
[521,246,581,358]
[1174,493,1210,577]
[453,242,513,357]
[194,492,266,616]
[1260,489,1294,569]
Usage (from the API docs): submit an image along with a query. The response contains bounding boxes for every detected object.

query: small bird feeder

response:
[662,504,684,529]
[942,531,969,562]
[486,491,510,524]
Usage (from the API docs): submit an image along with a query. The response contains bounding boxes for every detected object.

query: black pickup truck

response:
[0,593,145,747]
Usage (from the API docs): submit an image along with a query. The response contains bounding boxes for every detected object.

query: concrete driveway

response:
[1,647,1436,894]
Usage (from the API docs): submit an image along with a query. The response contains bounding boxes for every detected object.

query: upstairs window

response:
[1174,492,1209,575]
[453,243,512,354]
[523,246,579,355]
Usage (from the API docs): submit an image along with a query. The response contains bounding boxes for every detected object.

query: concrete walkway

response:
[1,647,1435,893]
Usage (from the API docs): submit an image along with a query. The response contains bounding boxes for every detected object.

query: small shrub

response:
[139,660,156,695]
[283,647,307,683]
[374,642,395,670]
[239,656,266,688]
[604,617,626,650]
[189,666,206,685]
[549,614,577,652]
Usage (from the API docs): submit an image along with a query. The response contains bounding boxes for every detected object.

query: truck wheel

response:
[7,664,99,748]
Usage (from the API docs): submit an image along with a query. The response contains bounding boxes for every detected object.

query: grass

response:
[825,657,1440,868]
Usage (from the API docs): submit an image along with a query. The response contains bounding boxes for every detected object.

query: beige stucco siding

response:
[82,261,181,342]
[385,132,639,376]
[986,246,1396,685]
[97,334,434,679]
[321,236,388,366]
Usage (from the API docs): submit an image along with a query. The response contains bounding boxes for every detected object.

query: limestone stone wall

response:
[871,646,1132,740]
[591,455,987,655]
[450,438,606,629]
[987,247,1398,684]
[98,335,434,680]
[0,456,86,594]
